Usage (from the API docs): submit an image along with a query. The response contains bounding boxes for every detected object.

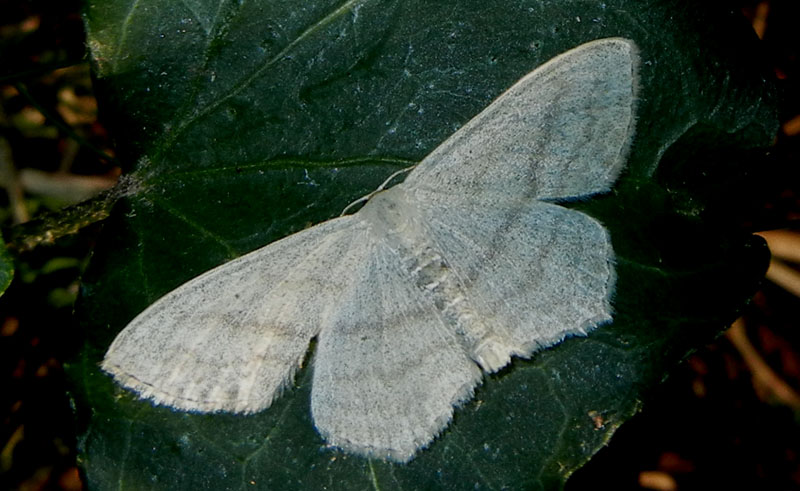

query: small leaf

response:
[0,236,13,298]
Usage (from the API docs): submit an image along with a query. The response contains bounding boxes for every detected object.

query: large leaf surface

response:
[71,0,777,489]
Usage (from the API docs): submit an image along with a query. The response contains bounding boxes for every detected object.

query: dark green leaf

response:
[69,0,777,489]
[0,235,13,297]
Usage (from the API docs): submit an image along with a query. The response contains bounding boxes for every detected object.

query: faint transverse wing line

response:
[402,37,638,202]
[311,234,482,462]
[103,215,367,413]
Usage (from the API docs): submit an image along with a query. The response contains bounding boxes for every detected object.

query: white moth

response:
[103,37,638,463]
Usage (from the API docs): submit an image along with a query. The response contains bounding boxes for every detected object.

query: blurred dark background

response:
[0,1,798,489]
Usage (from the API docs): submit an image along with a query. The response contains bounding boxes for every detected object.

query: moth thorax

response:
[361,187,419,236]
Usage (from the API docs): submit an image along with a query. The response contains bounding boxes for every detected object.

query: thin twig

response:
[0,137,30,224]
[756,229,800,264]
[755,230,800,297]
[726,318,800,410]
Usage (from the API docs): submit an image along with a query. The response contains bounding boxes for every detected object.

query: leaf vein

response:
[112,0,144,74]
[162,0,369,152]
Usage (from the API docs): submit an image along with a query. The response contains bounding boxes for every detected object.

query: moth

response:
[103,37,638,462]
